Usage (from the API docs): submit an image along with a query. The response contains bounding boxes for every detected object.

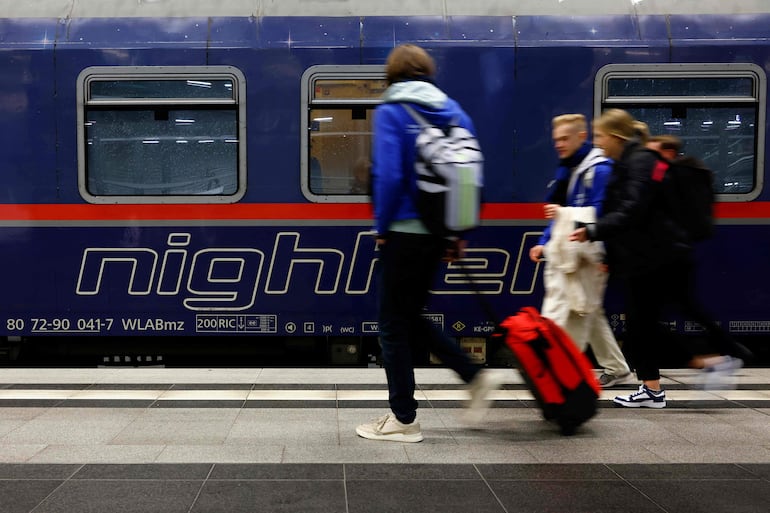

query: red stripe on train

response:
[0,203,767,221]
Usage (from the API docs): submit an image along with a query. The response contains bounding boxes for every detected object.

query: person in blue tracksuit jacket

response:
[355,44,501,443]
[529,114,632,388]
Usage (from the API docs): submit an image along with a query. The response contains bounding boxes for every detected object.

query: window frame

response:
[76,66,247,204]
[595,63,766,202]
[300,65,385,203]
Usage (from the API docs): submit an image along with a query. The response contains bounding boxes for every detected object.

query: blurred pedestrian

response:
[570,109,674,408]
[356,44,500,442]
[530,114,631,388]
[646,135,752,386]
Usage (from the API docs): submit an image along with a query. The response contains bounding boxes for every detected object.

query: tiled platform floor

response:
[3,462,770,513]
[1,366,769,512]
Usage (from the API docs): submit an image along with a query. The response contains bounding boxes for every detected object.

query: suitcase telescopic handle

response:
[453,259,502,325]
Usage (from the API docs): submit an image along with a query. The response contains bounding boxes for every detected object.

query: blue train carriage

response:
[0,0,769,364]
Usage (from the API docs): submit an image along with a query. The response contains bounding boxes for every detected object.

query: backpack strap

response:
[402,103,458,132]
[567,148,608,198]
[402,103,428,126]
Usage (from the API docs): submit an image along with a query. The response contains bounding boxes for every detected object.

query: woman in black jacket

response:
[570,109,673,408]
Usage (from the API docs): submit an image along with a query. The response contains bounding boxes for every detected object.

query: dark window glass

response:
[626,105,756,194]
[85,108,238,196]
[90,79,235,100]
[608,77,754,98]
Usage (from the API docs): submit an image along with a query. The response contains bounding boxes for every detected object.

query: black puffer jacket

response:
[589,140,688,275]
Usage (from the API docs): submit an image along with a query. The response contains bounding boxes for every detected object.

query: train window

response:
[597,64,766,201]
[301,66,387,202]
[77,67,246,204]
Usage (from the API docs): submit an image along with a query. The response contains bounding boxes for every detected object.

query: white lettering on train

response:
[121,318,185,331]
[76,231,543,311]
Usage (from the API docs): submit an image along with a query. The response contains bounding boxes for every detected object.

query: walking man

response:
[530,114,632,387]
[356,44,500,442]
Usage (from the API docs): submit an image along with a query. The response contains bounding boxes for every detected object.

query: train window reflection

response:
[77,66,246,204]
[301,66,384,203]
[598,64,766,201]
[309,107,373,195]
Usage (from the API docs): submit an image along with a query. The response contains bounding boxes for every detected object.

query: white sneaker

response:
[702,356,744,390]
[356,413,424,442]
[613,384,666,408]
[464,370,504,423]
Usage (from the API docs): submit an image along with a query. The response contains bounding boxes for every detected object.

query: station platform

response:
[1,366,769,512]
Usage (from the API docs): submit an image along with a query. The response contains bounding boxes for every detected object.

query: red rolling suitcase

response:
[498,307,601,435]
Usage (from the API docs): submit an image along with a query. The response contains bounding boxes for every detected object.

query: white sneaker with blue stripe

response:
[613,384,667,408]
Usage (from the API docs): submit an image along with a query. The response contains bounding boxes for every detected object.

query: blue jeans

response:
[377,231,481,424]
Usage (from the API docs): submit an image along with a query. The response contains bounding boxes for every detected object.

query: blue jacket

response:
[538,143,613,246]
[372,80,476,236]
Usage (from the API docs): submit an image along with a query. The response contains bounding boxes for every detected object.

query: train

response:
[1,0,769,365]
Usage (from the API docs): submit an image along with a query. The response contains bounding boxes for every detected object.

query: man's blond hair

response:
[552,114,587,133]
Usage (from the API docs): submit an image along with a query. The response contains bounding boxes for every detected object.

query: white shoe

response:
[613,384,667,408]
[702,356,743,390]
[356,413,424,442]
[464,370,504,422]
